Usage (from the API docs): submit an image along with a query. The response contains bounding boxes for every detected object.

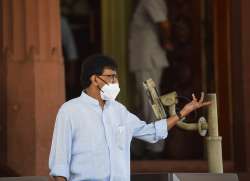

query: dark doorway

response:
[60,0,102,100]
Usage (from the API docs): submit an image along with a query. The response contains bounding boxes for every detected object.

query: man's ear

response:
[90,75,98,86]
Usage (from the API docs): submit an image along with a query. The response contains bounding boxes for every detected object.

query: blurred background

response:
[0,0,250,181]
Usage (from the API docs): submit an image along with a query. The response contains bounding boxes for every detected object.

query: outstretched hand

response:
[181,92,212,117]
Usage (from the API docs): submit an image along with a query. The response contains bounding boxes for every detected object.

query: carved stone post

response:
[1,0,65,175]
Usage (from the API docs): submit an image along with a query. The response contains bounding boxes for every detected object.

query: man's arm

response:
[128,92,211,142]
[167,93,212,130]
[158,21,174,50]
[49,108,72,181]
[143,0,173,50]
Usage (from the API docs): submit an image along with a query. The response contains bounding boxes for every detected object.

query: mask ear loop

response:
[97,76,109,85]
[95,76,109,92]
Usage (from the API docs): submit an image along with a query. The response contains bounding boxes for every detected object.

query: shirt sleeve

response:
[143,0,168,23]
[49,107,72,180]
[127,111,168,143]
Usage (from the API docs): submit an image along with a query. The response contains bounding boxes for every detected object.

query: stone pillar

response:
[1,0,65,175]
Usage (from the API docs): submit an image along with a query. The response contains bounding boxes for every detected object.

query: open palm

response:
[182,92,212,116]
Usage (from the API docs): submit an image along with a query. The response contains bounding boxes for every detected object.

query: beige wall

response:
[101,0,132,106]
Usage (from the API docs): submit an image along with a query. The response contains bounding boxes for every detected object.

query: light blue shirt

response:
[49,92,168,181]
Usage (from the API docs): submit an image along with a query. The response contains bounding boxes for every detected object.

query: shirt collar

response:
[80,91,100,106]
[80,91,114,108]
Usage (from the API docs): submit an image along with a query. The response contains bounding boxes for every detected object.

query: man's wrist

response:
[179,109,188,118]
[176,110,183,120]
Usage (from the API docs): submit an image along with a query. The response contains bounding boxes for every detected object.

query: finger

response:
[192,93,197,101]
[201,101,212,107]
[199,92,204,103]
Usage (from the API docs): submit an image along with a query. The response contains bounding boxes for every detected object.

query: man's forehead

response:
[103,68,117,74]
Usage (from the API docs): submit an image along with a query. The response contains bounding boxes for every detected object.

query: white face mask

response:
[100,83,120,100]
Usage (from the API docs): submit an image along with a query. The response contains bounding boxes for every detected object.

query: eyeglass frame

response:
[98,74,118,83]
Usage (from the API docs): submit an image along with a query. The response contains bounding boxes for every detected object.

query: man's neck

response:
[85,87,105,108]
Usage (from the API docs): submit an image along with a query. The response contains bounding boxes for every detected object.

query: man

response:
[129,0,173,154]
[49,55,211,181]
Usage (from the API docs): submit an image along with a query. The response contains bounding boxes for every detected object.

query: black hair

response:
[80,54,118,89]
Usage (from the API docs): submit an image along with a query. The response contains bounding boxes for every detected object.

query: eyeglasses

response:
[99,74,118,82]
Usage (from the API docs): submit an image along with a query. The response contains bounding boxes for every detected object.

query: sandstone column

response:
[1,0,65,175]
